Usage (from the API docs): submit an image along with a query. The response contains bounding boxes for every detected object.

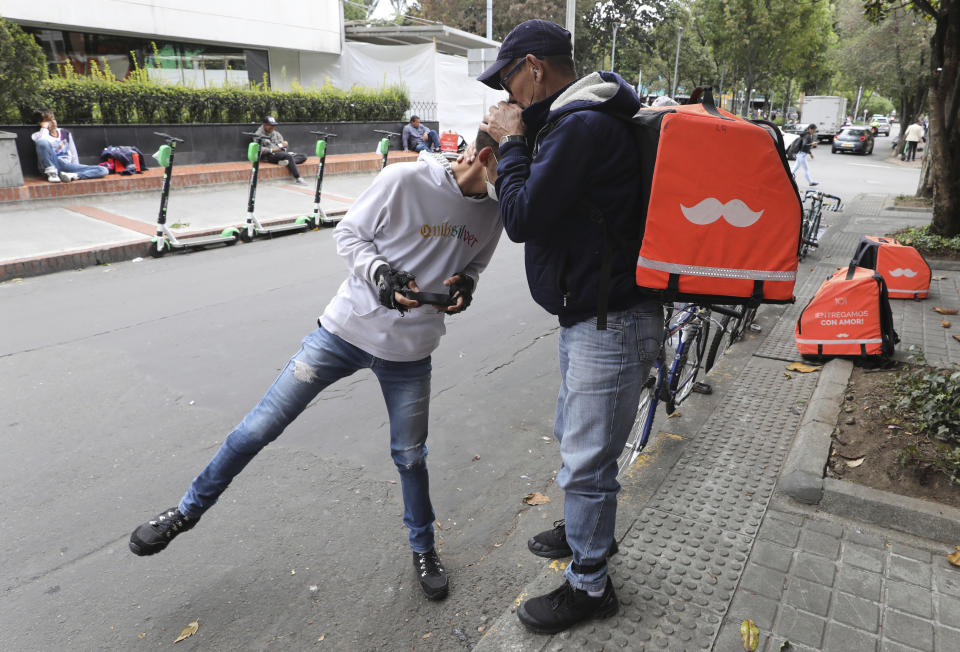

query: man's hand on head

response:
[483,102,525,142]
[456,141,477,165]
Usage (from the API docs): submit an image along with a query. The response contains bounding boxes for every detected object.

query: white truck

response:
[800,96,848,141]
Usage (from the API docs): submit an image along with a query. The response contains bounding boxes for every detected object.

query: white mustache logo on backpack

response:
[679,197,764,228]
[888,268,918,278]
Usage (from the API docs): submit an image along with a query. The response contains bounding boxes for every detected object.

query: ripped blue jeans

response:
[179,326,436,552]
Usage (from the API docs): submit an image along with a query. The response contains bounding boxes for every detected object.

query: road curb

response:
[779,356,960,544]
[778,359,853,504]
[0,210,347,283]
[820,477,960,545]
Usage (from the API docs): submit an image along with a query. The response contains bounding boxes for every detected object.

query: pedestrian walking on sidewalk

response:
[901,119,924,161]
[477,19,663,634]
[128,130,504,601]
[255,116,308,184]
[791,124,819,186]
[30,109,109,183]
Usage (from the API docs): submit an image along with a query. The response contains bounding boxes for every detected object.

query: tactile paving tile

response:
[818,229,862,262]
[607,356,818,650]
[754,265,837,361]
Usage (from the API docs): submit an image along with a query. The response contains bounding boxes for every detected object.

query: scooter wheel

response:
[149,240,167,258]
[239,229,254,243]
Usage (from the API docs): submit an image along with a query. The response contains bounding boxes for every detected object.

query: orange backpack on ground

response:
[850,235,931,299]
[632,88,802,306]
[795,264,898,358]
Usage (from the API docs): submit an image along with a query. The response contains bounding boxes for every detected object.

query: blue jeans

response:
[413,129,441,152]
[179,326,437,552]
[555,302,663,592]
[791,151,813,185]
[35,139,108,179]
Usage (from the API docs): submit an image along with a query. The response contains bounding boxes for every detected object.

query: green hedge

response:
[24,76,409,125]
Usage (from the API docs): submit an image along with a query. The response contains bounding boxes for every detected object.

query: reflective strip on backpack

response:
[637,256,796,281]
[886,287,925,295]
[796,338,884,346]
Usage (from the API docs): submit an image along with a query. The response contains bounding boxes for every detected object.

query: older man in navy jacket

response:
[478,19,664,635]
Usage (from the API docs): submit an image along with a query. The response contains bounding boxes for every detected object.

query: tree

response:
[864,0,958,235]
[0,16,47,122]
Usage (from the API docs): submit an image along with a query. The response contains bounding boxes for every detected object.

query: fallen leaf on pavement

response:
[933,275,947,281]
[943,320,952,328]
[138,633,146,639]
[668,412,682,418]
[954,335,960,343]
[472,455,481,461]
[523,492,551,506]
[846,457,865,468]
[784,372,792,380]
[174,621,199,643]
[786,362,822,373]
[934,307,959,315]
[948,546,960,567]
[780,642,792,651]
[422,632,432,639]
[740,619,760,651]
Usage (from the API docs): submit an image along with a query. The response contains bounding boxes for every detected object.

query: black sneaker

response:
[413,548,448,600]
[129,507,197,556]
[517,578,618,634]
[527,519,619,559]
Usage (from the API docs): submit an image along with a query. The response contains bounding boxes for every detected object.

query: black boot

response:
[517,578,618,634]
[527,519,619,559]
[413,548,448,600]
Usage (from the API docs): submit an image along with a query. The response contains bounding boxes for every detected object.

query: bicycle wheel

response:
[798,208,812,260]
[704,313,732,372]
[617,375,657,475]
[669,319,709,408]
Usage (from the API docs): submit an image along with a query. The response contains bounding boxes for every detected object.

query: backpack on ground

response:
[630,87,803,307]
[794,263,899,359]
[850,235,931,299]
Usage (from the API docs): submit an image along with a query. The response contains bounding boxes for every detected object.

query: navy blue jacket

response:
[495,72,646,326]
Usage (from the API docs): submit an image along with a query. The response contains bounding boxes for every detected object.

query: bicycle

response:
[703,303,762,373]
[798,190,842,261]
[617,303,740,475]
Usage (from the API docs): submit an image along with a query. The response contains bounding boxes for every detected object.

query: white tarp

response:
[336,42,506,144]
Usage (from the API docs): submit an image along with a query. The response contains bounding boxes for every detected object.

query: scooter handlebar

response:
[309,131,338,138]
[154,132,184,143]
[373,129,401,137]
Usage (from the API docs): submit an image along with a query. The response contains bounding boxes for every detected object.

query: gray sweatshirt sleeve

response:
[332,170,397,285]
[460,219,503,290]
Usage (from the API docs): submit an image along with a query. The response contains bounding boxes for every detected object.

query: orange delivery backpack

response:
[630,87,803,306]
[850,235,931,299]
[794,263,899,358]
[439,131,460,154]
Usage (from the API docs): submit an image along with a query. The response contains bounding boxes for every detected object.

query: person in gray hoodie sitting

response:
[129,128,503,602]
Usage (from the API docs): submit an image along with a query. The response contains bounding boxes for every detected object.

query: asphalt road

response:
[0,136,920,651]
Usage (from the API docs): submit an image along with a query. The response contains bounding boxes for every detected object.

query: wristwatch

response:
[499,134,526,147]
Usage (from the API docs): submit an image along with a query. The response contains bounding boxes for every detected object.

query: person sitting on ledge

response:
[254,116,308,185]
[402,115,442,153]
[30,109,109,183]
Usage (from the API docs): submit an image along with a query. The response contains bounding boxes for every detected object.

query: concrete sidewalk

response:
[0,171,379,282]
[476,193,960,652]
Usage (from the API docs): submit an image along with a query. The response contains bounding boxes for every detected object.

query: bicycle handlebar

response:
[154,131,184,143]
[821,194,843,211]
[708,305,744,319]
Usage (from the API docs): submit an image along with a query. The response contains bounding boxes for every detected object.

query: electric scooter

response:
[373,129,401,170]
[304,130,339,228]
[149,132,240,258]
[239,131,315,242]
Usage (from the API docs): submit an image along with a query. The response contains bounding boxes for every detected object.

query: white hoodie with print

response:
[321,152,503,362]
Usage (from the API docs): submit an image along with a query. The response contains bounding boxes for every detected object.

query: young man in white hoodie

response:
[129,130,503,601]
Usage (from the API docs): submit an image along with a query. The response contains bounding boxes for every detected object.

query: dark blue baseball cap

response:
[477,19,572,90]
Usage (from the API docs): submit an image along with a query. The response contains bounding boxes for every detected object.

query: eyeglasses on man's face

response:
[499,58,527,94]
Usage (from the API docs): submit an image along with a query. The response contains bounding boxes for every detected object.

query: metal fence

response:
[407,100,438,122]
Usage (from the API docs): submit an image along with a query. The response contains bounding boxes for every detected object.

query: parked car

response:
[782,123,807,135]
[870,115,891,136]
[832,126,875,155]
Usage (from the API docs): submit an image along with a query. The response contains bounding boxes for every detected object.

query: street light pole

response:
[671,25,683,99]
[566,0,576,56]
[611,22,620,72]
